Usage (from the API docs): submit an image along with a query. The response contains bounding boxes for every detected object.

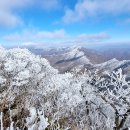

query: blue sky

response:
[0,0,130,48]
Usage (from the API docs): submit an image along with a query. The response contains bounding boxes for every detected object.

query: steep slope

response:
[80,47,107,64]
[44,46,92,73]
[95,58,120,72]
[95,58,130,76]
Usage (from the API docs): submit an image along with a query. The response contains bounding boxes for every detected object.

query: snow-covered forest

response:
[0,48,130,130]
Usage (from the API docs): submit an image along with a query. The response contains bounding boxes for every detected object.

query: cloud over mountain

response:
[1,29,109,47]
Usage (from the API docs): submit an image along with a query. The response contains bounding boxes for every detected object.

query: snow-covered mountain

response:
[26,46,130,75]
[42,46,92,72]
[1,48,130,130]
[94,59,130,76]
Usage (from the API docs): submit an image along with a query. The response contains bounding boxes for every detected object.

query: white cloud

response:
[0,0,31,27]
[62,0,130,23]
[1,29,110,47]
[2,29,67,42]
[75,32,110,43]
[0,0,60,27]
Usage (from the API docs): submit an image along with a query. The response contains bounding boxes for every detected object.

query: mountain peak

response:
[68,45,82,50]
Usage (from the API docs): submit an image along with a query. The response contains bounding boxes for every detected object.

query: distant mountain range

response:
[23,45,130,76]
[3,44,130,75]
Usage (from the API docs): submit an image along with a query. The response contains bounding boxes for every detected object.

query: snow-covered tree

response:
[80,69,130,130]
[0,48,57,129]
[0,48,130,130]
